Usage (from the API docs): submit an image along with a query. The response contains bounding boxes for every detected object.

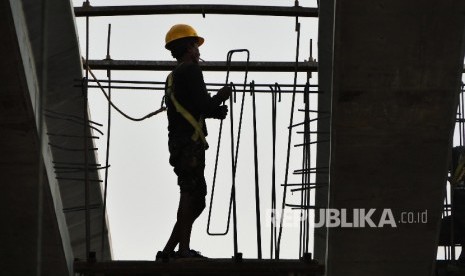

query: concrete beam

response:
[20,0,114,263]
[0,0,70,274]
[327,0,465,275]
[0,0,113,274]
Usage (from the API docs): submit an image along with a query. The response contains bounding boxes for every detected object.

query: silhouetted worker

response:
[156,24,231,261]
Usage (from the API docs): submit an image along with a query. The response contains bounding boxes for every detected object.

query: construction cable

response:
[82,57,166,122]
[276,2,301,258]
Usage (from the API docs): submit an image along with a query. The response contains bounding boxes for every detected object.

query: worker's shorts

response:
[168,136,207,197]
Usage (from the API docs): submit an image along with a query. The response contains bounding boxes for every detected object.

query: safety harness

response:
[166,69,208,148]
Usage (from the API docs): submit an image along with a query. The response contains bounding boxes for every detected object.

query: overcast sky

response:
[72,0,322,260]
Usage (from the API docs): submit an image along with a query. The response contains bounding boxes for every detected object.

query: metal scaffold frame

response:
[72,1,327,273]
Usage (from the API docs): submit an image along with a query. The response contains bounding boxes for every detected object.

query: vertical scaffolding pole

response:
[84,0,91,259]
[100,23,112,260]
[276,0,301,258]
[314,0,334,262]
[298,100,305,257]
[251,81,263,259]
[303,82,311,255]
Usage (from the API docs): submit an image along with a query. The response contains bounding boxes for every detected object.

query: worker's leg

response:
[163,191,205,253]
[162,193,190,253]
[164,138,206,254]
[178,192,205,251]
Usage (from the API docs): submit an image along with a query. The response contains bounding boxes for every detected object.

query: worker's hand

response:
[216,86,232,102]
[213,105,228,120]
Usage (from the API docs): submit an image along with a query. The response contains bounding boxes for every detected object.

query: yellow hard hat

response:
[165,24,204,50]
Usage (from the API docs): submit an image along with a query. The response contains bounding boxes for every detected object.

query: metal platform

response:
[74,258,324,276]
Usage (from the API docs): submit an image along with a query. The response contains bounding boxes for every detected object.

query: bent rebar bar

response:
[206,50,250,259]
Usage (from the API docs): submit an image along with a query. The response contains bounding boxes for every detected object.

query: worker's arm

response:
[186,64,231,118]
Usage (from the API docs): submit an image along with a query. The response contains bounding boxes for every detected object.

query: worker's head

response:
[165,24,204,63]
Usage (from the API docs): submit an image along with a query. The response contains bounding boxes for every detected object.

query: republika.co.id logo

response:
[267,208,428,228]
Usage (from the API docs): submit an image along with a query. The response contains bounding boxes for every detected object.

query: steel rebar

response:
[251,81,263,259]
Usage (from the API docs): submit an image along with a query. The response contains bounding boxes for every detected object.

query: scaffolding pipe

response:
[303,82,312,256]
[86,79,318,88]
[84,85,316,94]
[84,60,317,73]
[276,5,302,258]
[74,4,318,18]
[100,23,112,261]
[84,2,91,259]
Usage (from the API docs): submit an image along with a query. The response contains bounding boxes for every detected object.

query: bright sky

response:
[72,0,320,260]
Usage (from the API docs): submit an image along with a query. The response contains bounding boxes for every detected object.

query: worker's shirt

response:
[166,62,222,139]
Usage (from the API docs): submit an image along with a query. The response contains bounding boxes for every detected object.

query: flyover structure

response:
[0,0,111,275]
[323,0,465,275]
[2,0,465,275]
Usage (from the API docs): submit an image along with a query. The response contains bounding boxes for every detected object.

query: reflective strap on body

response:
[166,72,208,147]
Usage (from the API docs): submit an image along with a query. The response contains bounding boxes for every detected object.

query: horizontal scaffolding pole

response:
[86,79,319,88]
[85,60,318,72]
[74,4,319,18]
[84,85,317,94]
[78,79,320,93]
